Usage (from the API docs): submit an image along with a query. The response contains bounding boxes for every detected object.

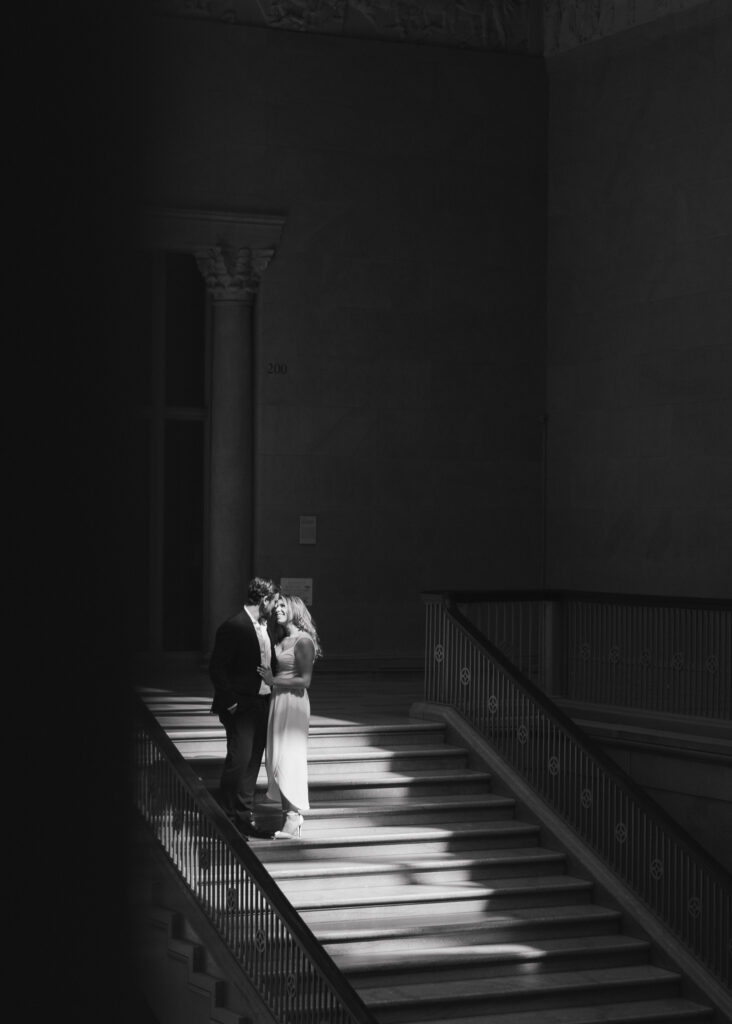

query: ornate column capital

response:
[195,245,275,302]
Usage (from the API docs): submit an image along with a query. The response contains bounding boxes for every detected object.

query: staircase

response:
[139,670,718,1024]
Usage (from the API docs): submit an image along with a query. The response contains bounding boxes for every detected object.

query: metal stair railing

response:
[422,591,732,990]
[448,588,731,718]
[132,694,378,1024]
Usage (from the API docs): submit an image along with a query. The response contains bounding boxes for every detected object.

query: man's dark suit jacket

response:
[209,610,276,716]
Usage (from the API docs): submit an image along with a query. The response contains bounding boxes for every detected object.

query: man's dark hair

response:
[247,576,277,605]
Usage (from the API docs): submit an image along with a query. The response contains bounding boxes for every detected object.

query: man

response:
[209,576,279,839]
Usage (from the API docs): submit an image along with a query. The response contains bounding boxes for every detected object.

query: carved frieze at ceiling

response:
[153,0,536,52]
[543,0,711,55]
[152,0,712,54]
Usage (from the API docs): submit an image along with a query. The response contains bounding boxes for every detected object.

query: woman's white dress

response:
[265,631,311,811]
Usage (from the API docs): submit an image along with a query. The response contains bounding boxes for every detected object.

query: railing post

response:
[423,594,443,703]
[543,599,554,697]
[543,596,565,698]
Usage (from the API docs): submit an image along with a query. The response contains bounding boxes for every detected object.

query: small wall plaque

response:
[299,515,317,544]
[280,577,313,606]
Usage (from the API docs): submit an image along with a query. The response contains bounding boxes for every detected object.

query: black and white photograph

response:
[19,1,731,1022]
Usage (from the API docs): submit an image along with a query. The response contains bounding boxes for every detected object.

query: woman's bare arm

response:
[257,636,315,692]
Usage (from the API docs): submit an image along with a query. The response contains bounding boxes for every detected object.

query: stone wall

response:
[546,3,732,598]
[139,16,548,659]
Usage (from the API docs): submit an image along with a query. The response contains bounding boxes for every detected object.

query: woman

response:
[258,594,322,839]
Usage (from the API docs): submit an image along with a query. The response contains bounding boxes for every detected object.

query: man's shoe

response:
[238,818,273,840]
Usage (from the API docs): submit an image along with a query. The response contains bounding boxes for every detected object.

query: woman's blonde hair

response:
[286,594,323,659]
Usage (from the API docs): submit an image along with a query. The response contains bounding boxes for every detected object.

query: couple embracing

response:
[209,576,322,841]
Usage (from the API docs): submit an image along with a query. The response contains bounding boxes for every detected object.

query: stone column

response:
[196,244,274,652]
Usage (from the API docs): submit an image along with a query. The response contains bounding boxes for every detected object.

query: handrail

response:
[446,596,731,882]
[132,694,378,1024]
[422,592,732,989]
[423,588,731,609]
[422,589,732,718]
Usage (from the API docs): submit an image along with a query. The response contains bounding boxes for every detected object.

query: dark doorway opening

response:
[126,250,207,655]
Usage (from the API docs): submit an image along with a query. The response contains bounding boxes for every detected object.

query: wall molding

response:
[151,0,715,56]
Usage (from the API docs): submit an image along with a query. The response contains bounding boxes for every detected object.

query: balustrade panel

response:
[132,702,377,1024]
[423,595,731,989]
[447,591,730,718]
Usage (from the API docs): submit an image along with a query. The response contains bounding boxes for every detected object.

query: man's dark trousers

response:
[218,694,270,826]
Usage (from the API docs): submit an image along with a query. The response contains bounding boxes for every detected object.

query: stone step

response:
[157,717,447,748]
[136,905,250,1024]
[359,964,682,1022]
[400,1001,712,1024]
[290,874,594,924]
[252,795,518,836]
[281,767,492,801]
[265,794,518,830]
[178,740,470,772]
[314,903,624,951]
[262,845,567,891]
[139,693,421,718]
[196,873,591,919]
[139,696,211,710]
[331,932,651,986]
[193,763,494,800]
[250,819,542,859]
[139,675,718,1024]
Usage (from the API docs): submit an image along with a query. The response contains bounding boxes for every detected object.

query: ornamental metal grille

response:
[456,592,731,718]
[132,702,377,1024]
[424,594,732,990]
